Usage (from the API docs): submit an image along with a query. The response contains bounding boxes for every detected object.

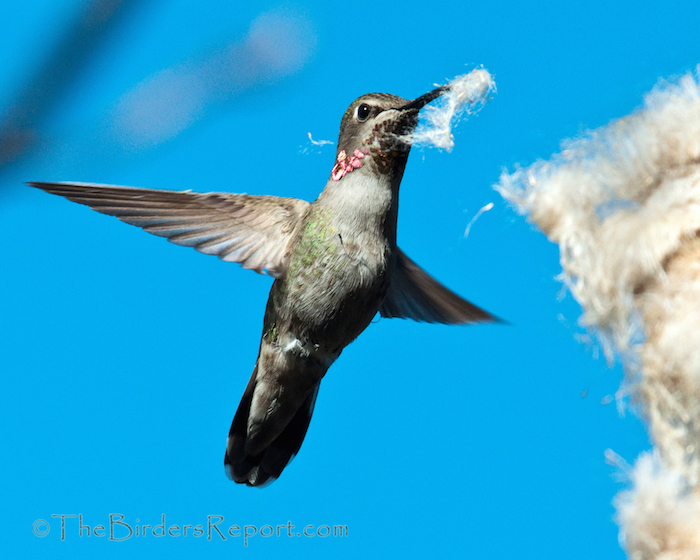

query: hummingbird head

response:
[331,86,446,181]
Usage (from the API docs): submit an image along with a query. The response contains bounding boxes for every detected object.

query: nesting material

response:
[411,68,495,151]
[497,69,700,560]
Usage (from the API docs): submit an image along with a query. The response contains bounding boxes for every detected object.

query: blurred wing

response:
[380,248,498,325]
[29,181,310,278]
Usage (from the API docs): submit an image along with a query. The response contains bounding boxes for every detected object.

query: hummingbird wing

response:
[380,248,498,325]
[28,181,310,278]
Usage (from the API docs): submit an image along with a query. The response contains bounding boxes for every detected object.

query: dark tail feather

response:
[224,373,320,487]
[224,368,258,482]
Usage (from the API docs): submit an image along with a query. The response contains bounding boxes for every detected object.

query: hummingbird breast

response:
[267,198,396,360]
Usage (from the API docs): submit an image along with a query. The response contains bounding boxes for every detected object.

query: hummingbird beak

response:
[399,85,448,112]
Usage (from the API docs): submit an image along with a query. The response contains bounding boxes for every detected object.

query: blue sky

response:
[2,0,697,557]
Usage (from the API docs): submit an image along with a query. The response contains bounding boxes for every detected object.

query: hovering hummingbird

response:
[29,82,496,486]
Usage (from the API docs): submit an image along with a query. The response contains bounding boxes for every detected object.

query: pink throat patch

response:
[331,148,369,181]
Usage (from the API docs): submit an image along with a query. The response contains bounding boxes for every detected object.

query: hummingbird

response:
[29,82,496,487]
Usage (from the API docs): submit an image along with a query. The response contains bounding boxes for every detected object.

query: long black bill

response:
[399,85,449,111]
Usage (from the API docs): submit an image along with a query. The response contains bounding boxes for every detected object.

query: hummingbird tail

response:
[224,367,320,487]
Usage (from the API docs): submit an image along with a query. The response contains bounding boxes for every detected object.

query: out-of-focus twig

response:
[0,0,141,170]
[1,3,317,178]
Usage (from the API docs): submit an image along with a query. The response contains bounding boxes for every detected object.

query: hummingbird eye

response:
[356,103,371,122]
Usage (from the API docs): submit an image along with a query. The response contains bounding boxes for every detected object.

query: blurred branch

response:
[0,0,142,169]
[0,3,316,176]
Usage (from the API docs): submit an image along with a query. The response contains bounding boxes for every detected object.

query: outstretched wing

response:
[380,248,498,325]
[29,181,310,278]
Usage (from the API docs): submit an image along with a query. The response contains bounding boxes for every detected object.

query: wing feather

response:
[380,248,499,325]
[29,181,310,278]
